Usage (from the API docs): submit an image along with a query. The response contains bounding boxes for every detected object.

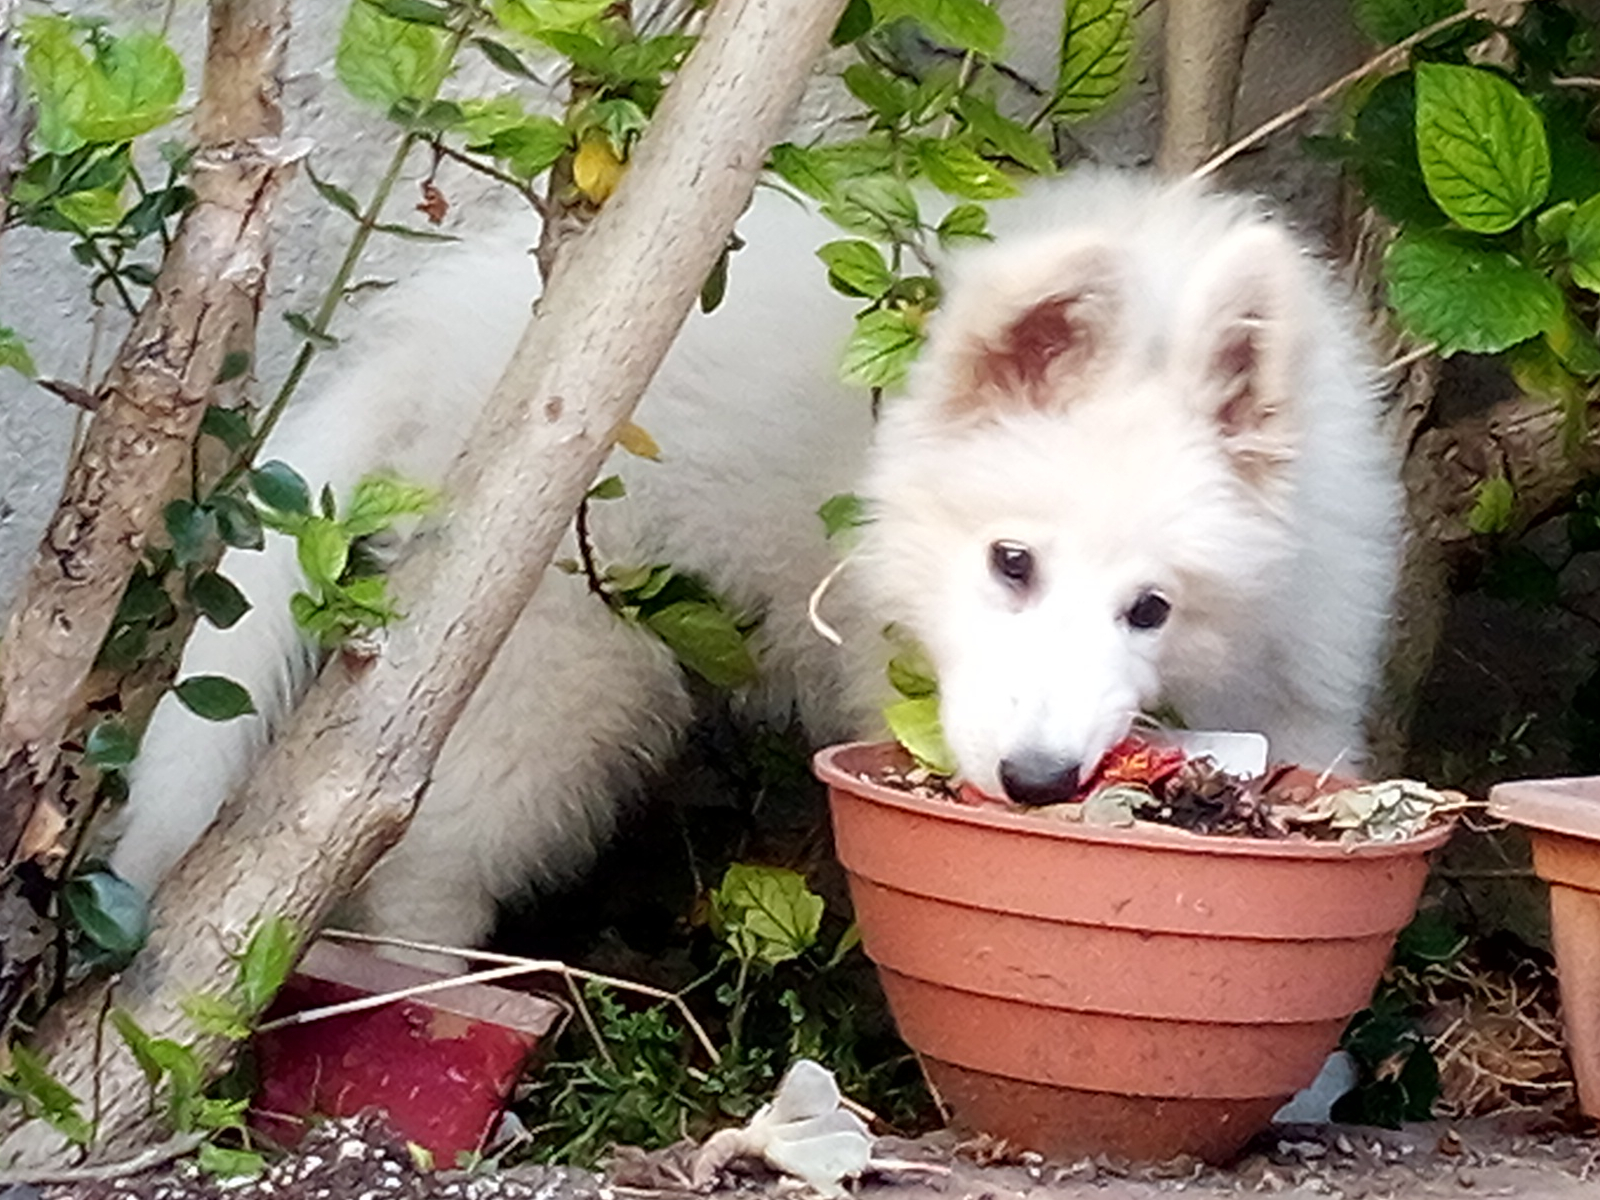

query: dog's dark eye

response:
[989,540,1035,591]
[1125,590,1171,631]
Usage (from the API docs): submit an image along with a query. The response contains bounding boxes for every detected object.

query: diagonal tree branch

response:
[0,0,848,1167]
[0,0,296,866]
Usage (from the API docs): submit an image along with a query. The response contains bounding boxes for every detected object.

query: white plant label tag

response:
[1146,729,1269,776]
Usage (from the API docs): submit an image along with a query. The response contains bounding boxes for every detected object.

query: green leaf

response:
[283,310,339,349]
[478,115,570,180]
[1566,193,1600,292]
[884,695,956,774]
[237,915,300,1015]
[307,165,363,219]
[712,864,825,966]
[251,460,313,516]
[1383,231,1562,355]
[200,404,252,451]
[368,0,451,24]
[936,202,991,246]
[198,1144,266,1180]
[832,0,875,45]
[174,675,257,721]
[1345,73,1446,230]
[956,94,1055,175]
[843,63,911,124]
[1054,0,1135,122]
[587,474,627,501]
[0,326,37,377]
[914,139,1018,200]
[642,601,759,690]
[841,308,924,389]
[1414,62,1550,234]
[818,492,867,541]
[210,494,266,551]
[1466,475,1515,535]
[494,0,611,34]
[336,0,448,108]
[89,31,186,143]
[86,719,139,769]
[1545,304,1600,377]
[3,1043,93,1146]
[1536,200,1577,245]
[817,239,894,298]
[55,186,123,230]
[822,175,921,243]
[22,18,184,151]
[63,870,149,954]
[887,646,939,698]
[342,472,437,537]
[189,571,251,630]
[473,36,535,78]
[110,1009,165,1089]
[873,0,1005,56]
[180,992,252,1040]
[164,499,214,567]
[296,518,350,590]
[1353,0,1462,44]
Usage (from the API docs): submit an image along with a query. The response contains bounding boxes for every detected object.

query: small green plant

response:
[519,862,923,1166]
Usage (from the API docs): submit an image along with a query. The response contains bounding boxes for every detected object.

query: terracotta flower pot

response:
[815,742,1451,1164]
[1488,776,1600,1120]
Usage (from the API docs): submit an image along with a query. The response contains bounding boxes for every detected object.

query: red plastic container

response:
[251,940,563,1159]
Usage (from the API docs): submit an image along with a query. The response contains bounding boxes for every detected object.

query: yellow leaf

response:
[573,135,625,204]
[617,420,661,460]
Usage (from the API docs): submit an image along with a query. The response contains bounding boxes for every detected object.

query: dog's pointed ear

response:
[1176,226,1307,479]
[935,246,1121,417]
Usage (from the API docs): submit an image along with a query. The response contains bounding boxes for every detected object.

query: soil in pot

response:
[816,741,1454,1165]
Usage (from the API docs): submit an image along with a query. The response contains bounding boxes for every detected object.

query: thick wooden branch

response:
[0,0,847,1167]
[0,0,293,864]
[1157,0,1258,174]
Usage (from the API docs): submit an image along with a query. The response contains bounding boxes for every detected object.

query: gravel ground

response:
[11,1111,1599,1200]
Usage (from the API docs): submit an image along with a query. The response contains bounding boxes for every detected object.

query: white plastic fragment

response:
[692,1059,873,1197]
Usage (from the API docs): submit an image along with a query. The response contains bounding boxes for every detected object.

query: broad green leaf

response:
[110,1009,165,1088]
[200,405,251,452]
[4,1044,93,1146]
[22,16,99,153]
[64,871,149,955]
[1383,231,1561,354]
[336,0,448,108]
[1508,338,1588,450]
[832,0,875,45]
[588,474,627,501]
[936,202,991,246]
[1546,304,1600,377]
[251,460,312,515]
[883,695,956,774]
[818,492,867,541]
[477,115,570,179]
[1346,73,1447,230]
[872,0,1004,56]
[342,472,437,537]
[210,494,265,551]
[1566,193,1600,292]
[643,601,759,689]
[817,239,894,298]
[22,19,183,151]
[85,31,185,143]
[768,138,896,205]
[843,63,912,124]
[915,139,1018,199]
[1054,0,1135,122]
[1353,0,1462,44]
[1415,62,1550,234]
[841,308,923,389]
[55,187,123,230]
[0,326,36,377]
[85,720,139,769]
[1536,200,1577,245]
[174,675,257,721]
[494,0,611,35]
[823,175,921,243]
[164,499,214,567]
[237,915,300,1014]
[190,571,251,630]
[296,518,350,590]
[712,864,825,966]
[887,642,939,698]
[957,94,1055,174]
[1466,475,1515,535]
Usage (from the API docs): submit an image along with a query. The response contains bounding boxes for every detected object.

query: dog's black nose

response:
[998,753,1083,806]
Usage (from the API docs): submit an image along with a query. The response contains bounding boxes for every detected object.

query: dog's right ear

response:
[936,246,1121,418]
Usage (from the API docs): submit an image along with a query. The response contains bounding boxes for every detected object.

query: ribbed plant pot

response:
[815,742,1451,1164]
[1488,777,1600,1120]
